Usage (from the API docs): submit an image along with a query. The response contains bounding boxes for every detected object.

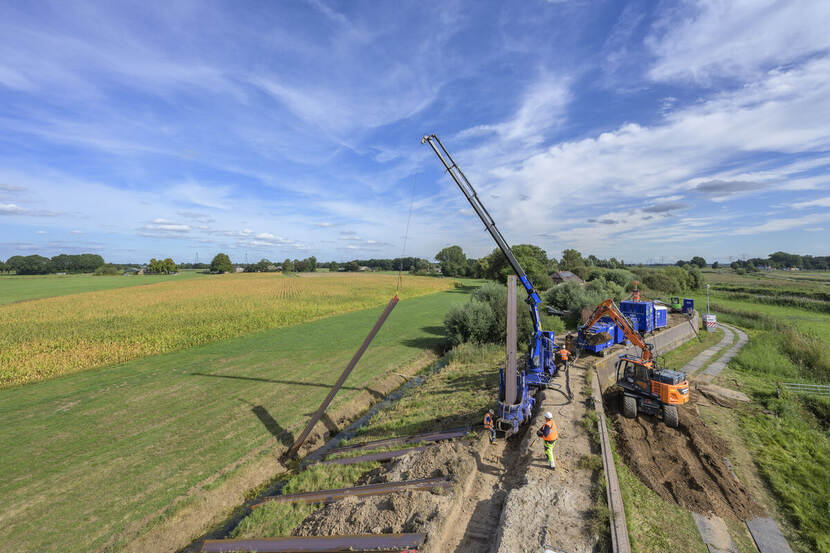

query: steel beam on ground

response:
[252,477,450,508]
[201,533,427,552]
[286,296,399,458]
[324,427,469,456]
[319,445,433,466]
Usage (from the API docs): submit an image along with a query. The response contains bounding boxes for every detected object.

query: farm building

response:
[551,270,584,284]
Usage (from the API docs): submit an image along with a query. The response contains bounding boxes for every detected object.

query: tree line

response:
[0,254,105,275]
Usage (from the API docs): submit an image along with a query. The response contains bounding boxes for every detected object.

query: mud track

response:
[611,392,763,520]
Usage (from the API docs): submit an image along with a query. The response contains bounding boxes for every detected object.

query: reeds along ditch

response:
[0,273,454,388]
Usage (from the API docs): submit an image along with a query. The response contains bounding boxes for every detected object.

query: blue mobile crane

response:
[422,134,557,435]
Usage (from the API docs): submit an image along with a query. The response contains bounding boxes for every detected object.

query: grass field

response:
[692,271,830,552]
[0,284,475,553]
[0,270,206,305]
[0,273,453,388]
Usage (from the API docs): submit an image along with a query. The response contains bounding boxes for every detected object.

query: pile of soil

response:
[611,393,763,519]
[293,441,475,539]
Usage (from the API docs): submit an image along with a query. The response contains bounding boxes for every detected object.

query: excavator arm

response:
[581,299,653,363]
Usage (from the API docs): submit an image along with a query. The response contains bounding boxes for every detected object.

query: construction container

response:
[683,298,695,314]
[619,300,655,333]
[654,305,668,329]
[581,319,616,353]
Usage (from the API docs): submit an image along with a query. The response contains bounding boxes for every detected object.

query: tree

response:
[435,245,467,277]
[282,258,295,272]
[344,260,360,272]
[712,261,719,269]
[690,256,707,268]
[0,259,6,273]
[484,244,554,289]
[560,249,585,272]
[329,261,339,272]
[148,258,177,274]
[210,253,233,273]
[16,255,52,275]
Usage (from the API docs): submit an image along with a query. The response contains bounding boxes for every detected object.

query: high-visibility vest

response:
[541,420,558,441]
[560,349,569,361]
[484,414,494,429]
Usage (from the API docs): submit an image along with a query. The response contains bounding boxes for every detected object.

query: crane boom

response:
[421,134,542,333]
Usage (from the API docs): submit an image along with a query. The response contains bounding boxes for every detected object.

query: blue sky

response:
[1,0,829,264]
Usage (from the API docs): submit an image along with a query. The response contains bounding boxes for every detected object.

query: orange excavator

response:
[581,299,689,427]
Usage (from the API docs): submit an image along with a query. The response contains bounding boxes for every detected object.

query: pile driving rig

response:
[422,134,557,436]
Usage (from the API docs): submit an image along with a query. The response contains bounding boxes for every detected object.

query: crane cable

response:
[396,175,416,296]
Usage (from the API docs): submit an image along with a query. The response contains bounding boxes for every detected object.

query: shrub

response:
[444,282,533,346]
[93,264,121,276]
[444,301,495,345]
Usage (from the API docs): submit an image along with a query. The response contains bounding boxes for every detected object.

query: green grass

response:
[0,286,474,553]
[658,325,723,373]
[232,462,380,539]
[0,270,206,304]
[231,341,503,538]
[695,284,830,552]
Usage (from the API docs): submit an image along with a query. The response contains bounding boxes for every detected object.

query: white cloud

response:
[256,232,275,239]
[0,202,26,214]
[732,212,830,235]
[35,230,47,234]
[791,196,830,209]
[647,0,830,83]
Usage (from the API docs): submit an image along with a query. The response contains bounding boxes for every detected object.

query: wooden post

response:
[505,275,517,405]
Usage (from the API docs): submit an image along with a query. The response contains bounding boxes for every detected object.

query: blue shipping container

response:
[683,298,695,314]
[620,301,654,333]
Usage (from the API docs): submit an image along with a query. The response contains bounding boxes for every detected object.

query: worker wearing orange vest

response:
[484,409,495,443]
[536,412,559,469]
[558,345,570,371]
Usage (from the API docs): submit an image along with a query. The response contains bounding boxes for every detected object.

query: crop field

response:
[0,270,206,305]
[0,273,453,387]
[0,282,476,553]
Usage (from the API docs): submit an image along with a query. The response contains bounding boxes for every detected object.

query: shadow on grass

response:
[251,404,295,447]
[191,372,364,392]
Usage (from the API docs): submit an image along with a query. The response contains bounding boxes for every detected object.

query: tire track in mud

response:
[611,395,763,520]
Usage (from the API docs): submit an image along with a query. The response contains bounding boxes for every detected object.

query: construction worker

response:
[559,345,570,372]
[484,409,496,443]
[536,411,559,469]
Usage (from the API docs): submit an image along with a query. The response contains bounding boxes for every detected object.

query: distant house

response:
[235,267,245,273]
[552,270,584,285]
[358,266,372,271]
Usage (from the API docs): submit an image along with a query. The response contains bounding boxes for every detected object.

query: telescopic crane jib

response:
[421,134,557,387]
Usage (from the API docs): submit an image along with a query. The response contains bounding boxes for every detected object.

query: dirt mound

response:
[611,393,763,519]
[293,441,475,539]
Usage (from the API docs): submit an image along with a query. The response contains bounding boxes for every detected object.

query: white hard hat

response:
[544,411,553,420]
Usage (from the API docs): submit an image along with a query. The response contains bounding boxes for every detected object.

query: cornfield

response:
[0,273,453,388]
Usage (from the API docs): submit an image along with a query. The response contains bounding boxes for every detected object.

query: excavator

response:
[580,299,689,427]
